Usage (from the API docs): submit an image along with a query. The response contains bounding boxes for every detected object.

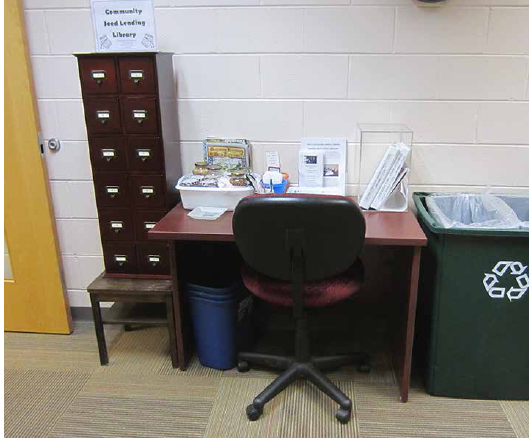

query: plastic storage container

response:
[176,176,254,211]
[187,282,253,370]
[413,192,529,400]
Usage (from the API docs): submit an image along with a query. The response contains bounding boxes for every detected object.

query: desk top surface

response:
[150,203,427,247]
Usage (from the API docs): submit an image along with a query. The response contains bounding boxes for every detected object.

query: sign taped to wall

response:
[91,0,156,52]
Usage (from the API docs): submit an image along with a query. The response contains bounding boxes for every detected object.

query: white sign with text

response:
[91,0,156,52]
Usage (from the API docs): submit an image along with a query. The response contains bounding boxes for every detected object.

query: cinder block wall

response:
[23,0,529,308]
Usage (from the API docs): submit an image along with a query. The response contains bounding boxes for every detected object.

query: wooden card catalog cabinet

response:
[76,52,180,278]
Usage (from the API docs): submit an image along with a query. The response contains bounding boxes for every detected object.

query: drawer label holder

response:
[106,186,120,196]
[132,109,147,124]
[140,186,155,197]
[91,70,106,85]
[114,255,127,265]
[96,110,110,124]
[130,70,144,84]
[110,221,123,232]
[144,222,156,230]
[148,254,160,265]
[137,149,152,161]
[101,148,116,161]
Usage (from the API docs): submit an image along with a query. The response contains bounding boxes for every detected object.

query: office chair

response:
[232,194,369,424]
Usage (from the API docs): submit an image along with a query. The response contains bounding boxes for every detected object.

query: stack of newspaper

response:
[359,142,410,210]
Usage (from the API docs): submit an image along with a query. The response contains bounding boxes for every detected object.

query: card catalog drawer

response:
[78,57,118,94]
[89,137,127,171]
[103,242,138,274]
[93,173,130,208]
[98,208,134,242]
[134,210,166,241]
[127,136,163,172]
[137,243,170,275]
[130,175,165,208]
[119,56,156,94]
[84,98,122,134]
[121,97,158,134]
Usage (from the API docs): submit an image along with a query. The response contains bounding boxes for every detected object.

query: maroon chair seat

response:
[242,258,364,308]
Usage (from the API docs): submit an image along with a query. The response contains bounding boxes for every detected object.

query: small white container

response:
[176,177,254,211]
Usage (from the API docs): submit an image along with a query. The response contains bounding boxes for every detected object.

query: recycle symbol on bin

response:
[483,261,528,301]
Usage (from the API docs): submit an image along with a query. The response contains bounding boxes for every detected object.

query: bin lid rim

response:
[413,192,529,237]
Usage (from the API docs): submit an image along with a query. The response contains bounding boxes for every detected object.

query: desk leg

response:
[169,241,189,370]
[392,246,422,403]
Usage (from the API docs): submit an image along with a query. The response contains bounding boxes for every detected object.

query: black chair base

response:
[238,351,370,424]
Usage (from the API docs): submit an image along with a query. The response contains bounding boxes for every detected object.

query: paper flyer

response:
[301,138,347,195]
[91,0,156,52]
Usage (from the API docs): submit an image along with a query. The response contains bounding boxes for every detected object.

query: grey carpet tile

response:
[95,326,173,376]
[4,322,122,373]
[276,380,360,438]
[4,369,91,438]
[501,401,529,438]
[355,383,517,438]
[48,396,213,438]
[82,373,219,401]
[205,377,360,438]
[204,377,283,438]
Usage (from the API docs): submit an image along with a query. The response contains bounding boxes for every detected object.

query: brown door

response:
[4,0,71,333]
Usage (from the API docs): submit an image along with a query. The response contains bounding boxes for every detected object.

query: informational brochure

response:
[91,0,156,52]
[300,138,347,195]
[299,150,324,187]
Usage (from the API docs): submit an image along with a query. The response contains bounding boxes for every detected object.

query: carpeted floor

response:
[4,322,528,438]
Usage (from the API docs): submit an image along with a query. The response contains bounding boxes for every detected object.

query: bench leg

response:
[166,296,178,368]
[90,295,109,365]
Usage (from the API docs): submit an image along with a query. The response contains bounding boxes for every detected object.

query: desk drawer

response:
[89,137,127,171]
[121,97,158,134]
[98,209,134,242]
[127,136,163,172]
[78,57,118,94]
[93,173,130,208]
[103,243,138,274]
[119,56,156,94]
[84,98,122,134]
[134,209,166,241]
[137,243,170,275]
[130,174,165,208]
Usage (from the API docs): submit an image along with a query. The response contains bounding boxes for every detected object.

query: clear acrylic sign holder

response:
[357,124,413,212]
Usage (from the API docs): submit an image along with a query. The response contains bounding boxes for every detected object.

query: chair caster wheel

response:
[238,360,250,372]
[246,404,262,421]
[356,362,371,374]
[336,408,351,424]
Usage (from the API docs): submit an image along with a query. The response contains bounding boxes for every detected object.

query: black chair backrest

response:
[232,194,366,282]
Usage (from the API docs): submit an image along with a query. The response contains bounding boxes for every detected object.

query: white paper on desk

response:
[299,150,324,187]
[301,138,347,195]
[187,207,227,220]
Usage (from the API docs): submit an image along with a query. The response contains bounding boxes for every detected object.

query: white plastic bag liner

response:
[425,193,522,229]
[497,195,529,230]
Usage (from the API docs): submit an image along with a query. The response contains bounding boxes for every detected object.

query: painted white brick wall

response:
[22,0,529,307]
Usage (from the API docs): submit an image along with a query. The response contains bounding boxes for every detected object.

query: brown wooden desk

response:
[150,203,427,402]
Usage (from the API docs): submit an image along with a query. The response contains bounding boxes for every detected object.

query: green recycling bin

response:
[413,193,529,400]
